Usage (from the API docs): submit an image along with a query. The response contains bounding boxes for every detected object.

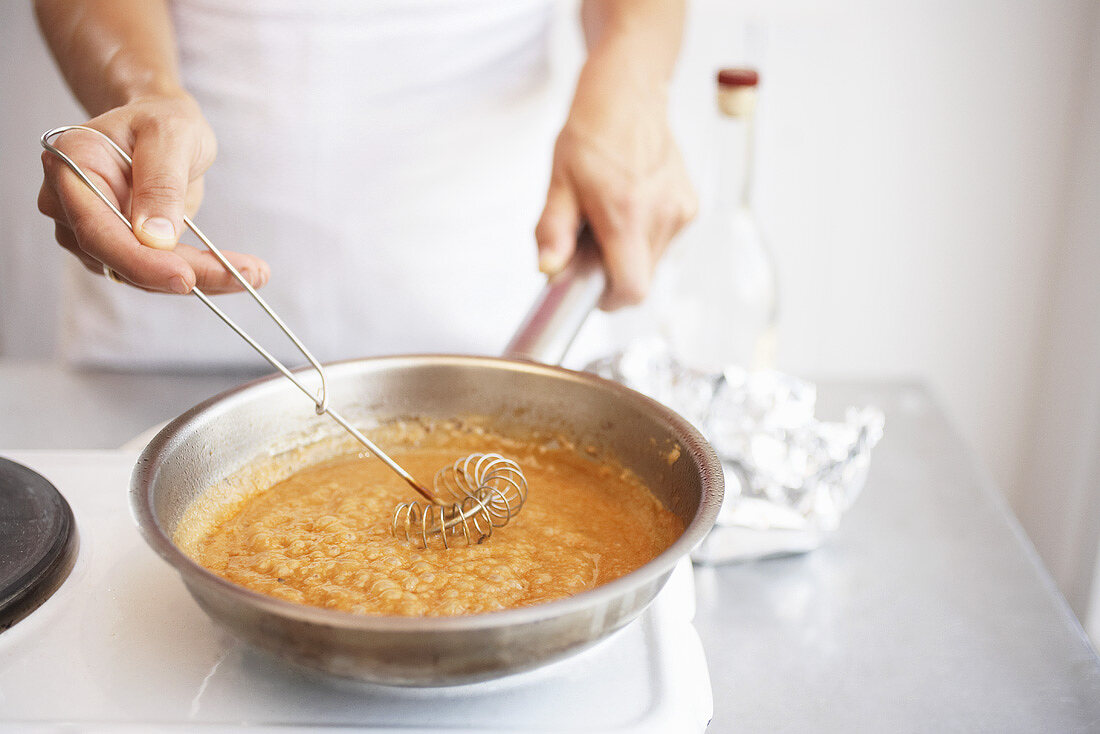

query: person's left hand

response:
[535,55,697,311]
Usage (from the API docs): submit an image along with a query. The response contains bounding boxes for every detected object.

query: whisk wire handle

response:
[40,125,434,501]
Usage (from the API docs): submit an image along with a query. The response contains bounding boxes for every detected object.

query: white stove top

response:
[0,451,712,732]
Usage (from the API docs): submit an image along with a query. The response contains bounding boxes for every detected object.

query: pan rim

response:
[130,353,724,633]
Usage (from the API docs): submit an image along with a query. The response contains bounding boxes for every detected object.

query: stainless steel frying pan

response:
[130,241,724,686]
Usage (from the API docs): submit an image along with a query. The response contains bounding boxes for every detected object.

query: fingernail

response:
[539,251,568,276]
[139,216,176,242]
[238,267,266,288]
[169,275,191,294]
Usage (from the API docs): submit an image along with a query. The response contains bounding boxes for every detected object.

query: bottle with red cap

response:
[664,67,778,371]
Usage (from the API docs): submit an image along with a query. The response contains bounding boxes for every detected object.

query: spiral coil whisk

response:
[393,453,528,548]
[40,125,531,549]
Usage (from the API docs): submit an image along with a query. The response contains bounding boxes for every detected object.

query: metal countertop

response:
[1,360,1098,732]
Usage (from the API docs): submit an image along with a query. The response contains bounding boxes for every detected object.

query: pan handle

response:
[504,227,606,365]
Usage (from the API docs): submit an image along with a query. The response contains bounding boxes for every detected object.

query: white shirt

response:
[62,0,557,369]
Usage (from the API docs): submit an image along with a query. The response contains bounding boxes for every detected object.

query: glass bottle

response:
[663,68,778,372]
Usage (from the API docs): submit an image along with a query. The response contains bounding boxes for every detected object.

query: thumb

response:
[534,180,581,276]
[128,127,193,250]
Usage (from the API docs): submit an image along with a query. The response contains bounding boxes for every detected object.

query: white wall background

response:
[655,1,1100,638]
[2,2,1099,635]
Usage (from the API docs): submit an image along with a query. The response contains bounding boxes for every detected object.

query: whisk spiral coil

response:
[392,453,528,548]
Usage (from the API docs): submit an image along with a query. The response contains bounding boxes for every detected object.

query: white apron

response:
[61,0,556,369]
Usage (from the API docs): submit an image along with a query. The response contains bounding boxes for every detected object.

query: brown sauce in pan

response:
[194,430,683,616]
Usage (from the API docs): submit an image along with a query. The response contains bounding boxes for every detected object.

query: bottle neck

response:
[714,112,755,210]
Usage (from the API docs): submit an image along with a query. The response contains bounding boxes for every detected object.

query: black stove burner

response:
[0,456,78,631]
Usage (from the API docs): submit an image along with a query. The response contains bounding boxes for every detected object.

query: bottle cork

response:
[716,68,759,118]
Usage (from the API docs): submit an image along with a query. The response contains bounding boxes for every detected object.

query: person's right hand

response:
[37,92,269,294]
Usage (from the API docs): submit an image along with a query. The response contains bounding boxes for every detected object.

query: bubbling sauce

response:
[192,427,684,616]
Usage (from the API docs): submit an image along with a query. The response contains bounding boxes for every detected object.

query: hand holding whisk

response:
[40,125,544,548]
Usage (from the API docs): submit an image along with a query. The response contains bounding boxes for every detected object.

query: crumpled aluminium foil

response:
[586,338,885,562]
